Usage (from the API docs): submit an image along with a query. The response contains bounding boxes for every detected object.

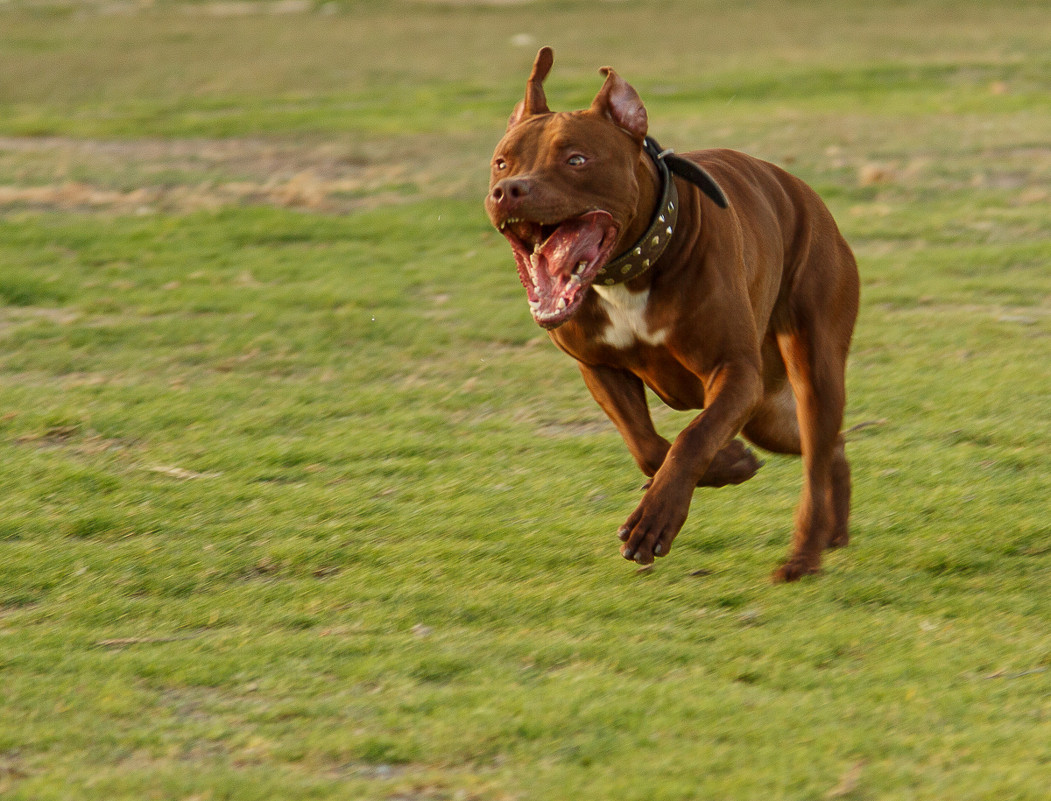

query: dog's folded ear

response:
[590,66,648,142]
[508,46,554,129]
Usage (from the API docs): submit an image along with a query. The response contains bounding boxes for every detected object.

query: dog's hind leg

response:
[767,327,846,582]
[826,436,851,548]
[768,232,858,581]
[696,439,763,487]
[743,379,851,551]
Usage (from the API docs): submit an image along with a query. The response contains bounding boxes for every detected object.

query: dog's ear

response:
[591,66,648,141]
[508,46,554,129]
[507,100,527,130]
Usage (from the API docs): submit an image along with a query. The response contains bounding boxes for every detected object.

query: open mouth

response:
[498,210,618,329]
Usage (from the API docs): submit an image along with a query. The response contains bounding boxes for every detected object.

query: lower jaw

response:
[531,297,583,329]
[534,314,569,330]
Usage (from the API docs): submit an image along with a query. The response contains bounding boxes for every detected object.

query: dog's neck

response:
[621,143,663,255]
[596,138,678,287]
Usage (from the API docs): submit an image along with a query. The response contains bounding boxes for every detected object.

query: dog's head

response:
[485,47,649,329]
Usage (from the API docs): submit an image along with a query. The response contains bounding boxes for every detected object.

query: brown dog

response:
[485,48,859,581]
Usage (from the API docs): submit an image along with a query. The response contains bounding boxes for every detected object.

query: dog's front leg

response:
[578,363,671,477]
[619,359,762,564]
[580,362,763,488]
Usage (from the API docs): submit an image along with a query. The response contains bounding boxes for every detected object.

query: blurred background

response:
[1,2,1049,800]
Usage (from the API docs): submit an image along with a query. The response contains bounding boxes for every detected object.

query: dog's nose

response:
[490,178,531,205]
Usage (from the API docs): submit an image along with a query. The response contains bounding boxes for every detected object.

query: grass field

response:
[1,1,1049,799]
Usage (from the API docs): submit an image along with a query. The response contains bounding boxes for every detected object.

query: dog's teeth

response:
[527,253,539,285]
[568,274,581,288]
[575,261,587,274]
[556,298,567,311]
[534,242,543,254]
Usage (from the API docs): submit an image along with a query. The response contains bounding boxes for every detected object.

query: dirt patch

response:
[0,134,487,213]
[0,177,406,213]
[0,135,410,212]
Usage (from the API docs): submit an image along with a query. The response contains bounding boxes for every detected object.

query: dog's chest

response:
[591,285,668,349]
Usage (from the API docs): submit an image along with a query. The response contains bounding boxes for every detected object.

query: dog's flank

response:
[486,48,859,581]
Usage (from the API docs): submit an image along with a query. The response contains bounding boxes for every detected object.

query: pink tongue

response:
[533,217,605,311]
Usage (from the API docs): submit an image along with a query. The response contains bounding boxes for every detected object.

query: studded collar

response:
[595,137,678,286]
[594,136,729,286]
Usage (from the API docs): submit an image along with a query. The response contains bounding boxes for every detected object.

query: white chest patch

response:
[592,284,669,349]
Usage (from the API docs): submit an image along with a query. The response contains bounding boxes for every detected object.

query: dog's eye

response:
[494,157,508,171]
[567,154,587,166]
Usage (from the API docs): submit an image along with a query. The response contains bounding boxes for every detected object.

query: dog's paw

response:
[827,530,850,549]
[771,557,821,583]
[618,480,692,565]
[698,440,763,487]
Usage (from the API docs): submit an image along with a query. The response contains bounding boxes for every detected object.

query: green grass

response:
[1,1,1050,799]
